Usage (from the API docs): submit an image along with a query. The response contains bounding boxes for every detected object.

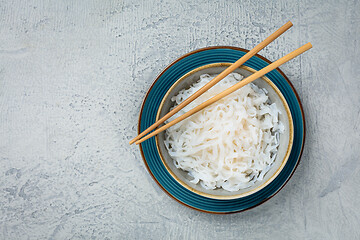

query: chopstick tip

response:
[303,42,313,50]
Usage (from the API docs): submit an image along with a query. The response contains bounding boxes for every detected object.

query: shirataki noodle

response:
[164,73,284,192]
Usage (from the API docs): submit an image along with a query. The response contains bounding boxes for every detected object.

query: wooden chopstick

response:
[135,42,312,145]
[129,21,293,145]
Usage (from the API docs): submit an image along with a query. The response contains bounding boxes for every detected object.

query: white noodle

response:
[164,73,284,192]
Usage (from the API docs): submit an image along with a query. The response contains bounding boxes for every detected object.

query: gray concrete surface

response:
[0,0,359,239]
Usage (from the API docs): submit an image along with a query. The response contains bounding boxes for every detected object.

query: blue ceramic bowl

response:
[138,46,305,214]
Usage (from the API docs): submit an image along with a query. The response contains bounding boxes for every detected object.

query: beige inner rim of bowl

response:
[155,63,294,200]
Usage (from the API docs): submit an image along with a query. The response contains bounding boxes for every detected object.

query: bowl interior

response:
[156,63,294,199]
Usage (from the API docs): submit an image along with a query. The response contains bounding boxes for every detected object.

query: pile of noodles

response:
[164,73,284,191]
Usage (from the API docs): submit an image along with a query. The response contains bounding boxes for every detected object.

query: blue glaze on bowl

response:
[138,47,305,213]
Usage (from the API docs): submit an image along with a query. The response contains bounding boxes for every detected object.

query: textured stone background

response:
[0,0,359,239]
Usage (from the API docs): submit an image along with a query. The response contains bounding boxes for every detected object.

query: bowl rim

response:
[138,46,306,214]
[155,63,294,199]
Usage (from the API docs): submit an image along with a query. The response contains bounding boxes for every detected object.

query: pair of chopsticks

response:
[130,21,311,145]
